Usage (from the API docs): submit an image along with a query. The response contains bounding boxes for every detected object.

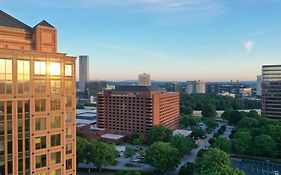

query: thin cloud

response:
[244,40,255,52]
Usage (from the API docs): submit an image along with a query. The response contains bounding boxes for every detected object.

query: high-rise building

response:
[79,55,89,92]
[97,86,179,134]
[0,11,76,175]
[185,80,206,94]
[262,65,281,120]
[256,75,262,96]
[138,73,151,86]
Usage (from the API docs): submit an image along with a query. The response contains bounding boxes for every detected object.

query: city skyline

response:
[2,0,281,81]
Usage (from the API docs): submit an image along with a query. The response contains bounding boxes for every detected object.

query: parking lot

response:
[231,158,281,175]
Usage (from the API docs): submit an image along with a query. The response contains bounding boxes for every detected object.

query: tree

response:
[203,117,218,130]
[201,104,217,118]
[76,104,85,109]
[195,148,245,175]
[247,110,259,118]
[130,132,145,145]
[146,142,180,172]
[170,135,196,157]
[191,128,206,140]
[228,111,246,126]
[116,170,142,175]
[76,137,88,165]
[213,137,231,153]
[196,148,230,174]
[86,140,116,172]
[180,115,199,128]
[253,135,277,157]
[221,109,233,121]
[231,131,252,155]
[180,105,193,115]
[147,125,172,144]
[179,162,195,175]
[124,146,135,158]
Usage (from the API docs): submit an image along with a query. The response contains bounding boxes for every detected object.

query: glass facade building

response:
[0,11,76,175]
[262,65,281,120]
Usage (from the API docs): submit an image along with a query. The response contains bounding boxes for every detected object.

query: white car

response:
[274,171,279,175]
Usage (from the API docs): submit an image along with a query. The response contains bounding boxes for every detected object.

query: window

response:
[49,62,61,75]
[17,60,30,94]
[65,96,72,108]
[35,154,46,168]
[38,172,47,175]
[50,98,60,111]
[51,116,61,129]
[35,118,46,131]
[0,59,12,94]
[66,143,72,154]
[51,134,61,147]
[66,128,72,139]
[66,159,72,170]
[65,112,72,123]
[50,80,61,93]
[35,80,46,93]
[35,136,46,150]
[51,151,61,165]
[65,80,72,92]
[65,64,72,76]
[50,169,61,175]
[35,99,46,112]
[34,61,46,75]
[0,141,4,155]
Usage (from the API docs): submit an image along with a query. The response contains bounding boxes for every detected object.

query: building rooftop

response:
[0,10,54,31]
[115,85,163,92]
[101,133,126,140]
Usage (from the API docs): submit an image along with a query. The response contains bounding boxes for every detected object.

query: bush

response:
[116,170,142,175]
[197,149,207,158]
[208,138,215,145]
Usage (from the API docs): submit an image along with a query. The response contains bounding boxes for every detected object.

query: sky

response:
[1,0,281,81]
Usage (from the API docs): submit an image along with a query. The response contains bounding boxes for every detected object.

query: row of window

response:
[35,97,72,112]
[36,153,73,170]
[35,113,72,131]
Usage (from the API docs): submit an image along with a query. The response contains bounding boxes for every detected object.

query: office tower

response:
[97,86,179,134]
[138,73,151,86]
[256,75,262,96]
[79,56,89,92]
[262,65,281,120]
[185,80,206,94]
[0,11,76,175]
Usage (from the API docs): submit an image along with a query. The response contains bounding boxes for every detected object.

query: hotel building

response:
[262,65,281,120]
[0,11,76,175]
[138,73,151,86]
[97,86,179,134]
[185,80,206,94]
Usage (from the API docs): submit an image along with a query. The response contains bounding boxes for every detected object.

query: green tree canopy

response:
[231,131,252,155]
[124,146,135,158]
[170,135,196,157]
[191,128,206,139]
[146,142,180,172]
[212,137,231,153]
[253,134,277,157]
[180,115,199,128]
[86,140,116,172]
[201,104,217,118]
[147,125,172,144]
[202,117,218,130]
[76,137,89,164]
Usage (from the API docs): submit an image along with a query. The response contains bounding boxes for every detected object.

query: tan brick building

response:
[0,11,76,175]
[97,86,179,134]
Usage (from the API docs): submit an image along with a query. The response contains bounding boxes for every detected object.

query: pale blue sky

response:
[2,0,281,81]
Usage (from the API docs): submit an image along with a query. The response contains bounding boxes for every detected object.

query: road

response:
[165,123,222,175]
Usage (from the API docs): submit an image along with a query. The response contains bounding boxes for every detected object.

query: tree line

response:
[180,93,261,115]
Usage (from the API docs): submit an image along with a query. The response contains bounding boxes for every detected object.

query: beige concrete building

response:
[138,73,151,86]
[0,10,76,175]
[185,80,206,94]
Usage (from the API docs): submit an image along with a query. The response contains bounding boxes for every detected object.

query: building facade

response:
[262,65,281,120]
[138,73,151,86]
[0,11,76,175]
[78,55,89,92]
[185,80,206,94]
[256,75,262,96]
[97,86,179,134]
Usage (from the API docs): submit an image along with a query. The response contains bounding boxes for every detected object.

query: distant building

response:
[138,73,151,86]
[79,55,89,92]
[206,82,249,96]
[262,65,281,120]
[242,88,252,97]
[256,75,262,96]
[97,86,180,134]
[185,80,206,94]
